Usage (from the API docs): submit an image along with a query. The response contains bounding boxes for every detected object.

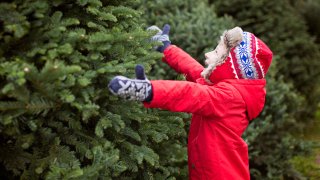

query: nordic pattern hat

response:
[201,27,273,83]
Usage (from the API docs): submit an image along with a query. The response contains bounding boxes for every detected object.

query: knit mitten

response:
[147,24,171,53]
[108,65,153,102]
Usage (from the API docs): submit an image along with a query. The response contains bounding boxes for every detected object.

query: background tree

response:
[139,0,234,80]
[295,0,320,44]
[202,0,320,178]
[141,0,314,179]
[211,0,320,117]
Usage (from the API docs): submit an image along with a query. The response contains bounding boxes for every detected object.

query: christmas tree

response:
[212,0,320,117]
[0,0,188,179]
[139,0,234,80]
[210,0,319,178]
[141,0,315,179]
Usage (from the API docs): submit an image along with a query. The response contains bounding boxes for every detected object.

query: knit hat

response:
[201,27,273,83]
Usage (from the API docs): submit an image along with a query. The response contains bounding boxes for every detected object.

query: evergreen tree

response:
[243,60,309,179]
[211,0,320,117]
[140,0,311,179]
[295,0,320,43]
[208,0,318,178]
[0,0,188,179]
[139,0,234,80]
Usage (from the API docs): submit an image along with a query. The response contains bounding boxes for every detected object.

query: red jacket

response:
[144,45,266,180]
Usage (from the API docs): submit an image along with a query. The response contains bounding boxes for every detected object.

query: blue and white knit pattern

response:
[108,76,152,101]
[234,32,258,79]
[147,25,170,42]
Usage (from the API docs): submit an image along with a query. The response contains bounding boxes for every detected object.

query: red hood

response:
[224,79,266,120]
[196,78,266,120]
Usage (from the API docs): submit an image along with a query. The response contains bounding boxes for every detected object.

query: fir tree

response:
[294,0,320,43]
[140,0,312,179]
[243,61,309,179]
[0,0,188,179]
[212,0,320,117]
[139,0,234,80]
[209,0,318,178]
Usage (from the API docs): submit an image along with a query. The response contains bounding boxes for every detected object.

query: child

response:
[108,25,273,180]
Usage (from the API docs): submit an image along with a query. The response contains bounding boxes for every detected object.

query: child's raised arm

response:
[148,24,204,82]
[162,45,204,82]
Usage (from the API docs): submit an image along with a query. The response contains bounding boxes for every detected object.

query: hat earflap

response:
[201,27,243,82]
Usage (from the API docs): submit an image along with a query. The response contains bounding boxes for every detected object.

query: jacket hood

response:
[225,79,266,120]
[204,31,273,84]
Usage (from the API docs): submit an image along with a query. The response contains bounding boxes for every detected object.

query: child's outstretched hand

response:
[147,24,171,53]
[108,65,152,102]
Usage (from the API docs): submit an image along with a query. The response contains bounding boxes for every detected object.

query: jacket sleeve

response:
[162,45,204,82]
[143,80,234,117]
